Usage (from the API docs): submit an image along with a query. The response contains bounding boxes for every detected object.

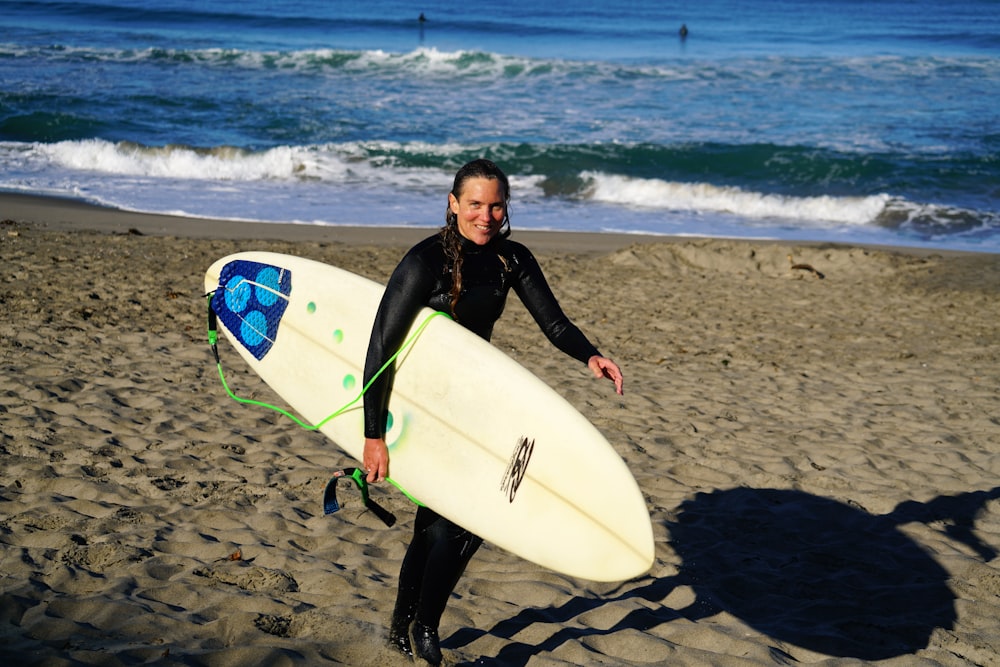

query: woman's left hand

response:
[588,355,624,395]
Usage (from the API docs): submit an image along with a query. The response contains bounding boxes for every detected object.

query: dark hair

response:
[439,159,511,315]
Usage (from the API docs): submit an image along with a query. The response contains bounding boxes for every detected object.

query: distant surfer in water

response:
[361,158,624,664]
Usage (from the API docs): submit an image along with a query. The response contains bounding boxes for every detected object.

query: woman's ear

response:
[448,192,460,215]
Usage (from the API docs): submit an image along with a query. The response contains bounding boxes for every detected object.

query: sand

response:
[2,193,999,666]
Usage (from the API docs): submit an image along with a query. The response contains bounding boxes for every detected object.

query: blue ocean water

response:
[2,0,999,252]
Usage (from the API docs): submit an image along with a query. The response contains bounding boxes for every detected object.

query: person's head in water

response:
[444,159,511,246]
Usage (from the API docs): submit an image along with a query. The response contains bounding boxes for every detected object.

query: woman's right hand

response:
[363,437,389,483]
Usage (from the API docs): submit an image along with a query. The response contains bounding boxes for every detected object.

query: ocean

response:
[2,0,999,252]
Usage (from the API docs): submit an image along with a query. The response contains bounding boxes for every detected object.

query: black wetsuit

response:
[362,232,601,634]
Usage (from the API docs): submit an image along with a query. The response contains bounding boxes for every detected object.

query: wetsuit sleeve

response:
[510,244,601,364]
[363,252,435,439]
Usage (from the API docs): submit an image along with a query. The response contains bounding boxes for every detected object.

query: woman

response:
[361,159,623,664]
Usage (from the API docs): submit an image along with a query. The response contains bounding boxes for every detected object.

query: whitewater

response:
[2,0,998,251]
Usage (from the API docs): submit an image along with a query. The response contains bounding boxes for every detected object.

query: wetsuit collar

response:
[459,234,504,254]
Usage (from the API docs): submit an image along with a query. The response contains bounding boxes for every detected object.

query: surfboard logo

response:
[212,260,292,361]
[501,436,534,503]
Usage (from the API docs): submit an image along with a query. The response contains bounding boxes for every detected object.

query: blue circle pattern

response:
[240,310,268,347]
[255,267,281,307]
[212,260,292,361]
[225,274,251,313]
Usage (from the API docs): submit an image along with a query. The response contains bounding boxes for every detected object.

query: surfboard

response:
[204,251,654,582]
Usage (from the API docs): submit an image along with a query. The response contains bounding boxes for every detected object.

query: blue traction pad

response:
[212,260,292,361]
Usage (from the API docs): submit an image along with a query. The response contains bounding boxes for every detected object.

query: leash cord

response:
[206,292,447,507]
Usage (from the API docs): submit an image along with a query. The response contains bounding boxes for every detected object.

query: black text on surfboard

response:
[501,437,535,503]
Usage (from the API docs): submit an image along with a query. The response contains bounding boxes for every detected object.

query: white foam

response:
[581,171,890,226]
[40,140,300,180]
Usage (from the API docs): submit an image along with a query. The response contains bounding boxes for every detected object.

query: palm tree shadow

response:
[448,486,1000,665]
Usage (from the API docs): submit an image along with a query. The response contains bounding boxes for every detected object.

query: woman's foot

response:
[387,622,413,657]
[409,620,443,665]
[388,609,414,658]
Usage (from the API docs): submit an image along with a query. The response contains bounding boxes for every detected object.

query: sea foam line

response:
[582,171,891,226]
[9,138,981,232]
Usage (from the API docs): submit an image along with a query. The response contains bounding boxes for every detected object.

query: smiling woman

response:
[439,160,513,314]
[449,177,508,246]
[360,158,625,664]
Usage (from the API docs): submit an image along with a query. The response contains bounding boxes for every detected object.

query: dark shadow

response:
[448,486,1000,665]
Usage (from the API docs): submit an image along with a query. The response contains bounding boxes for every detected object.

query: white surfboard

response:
[204,251,653,581]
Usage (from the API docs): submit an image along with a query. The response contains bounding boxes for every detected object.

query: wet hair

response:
[439,159,511,315]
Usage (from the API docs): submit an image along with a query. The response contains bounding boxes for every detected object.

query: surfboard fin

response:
[324,468,397,527]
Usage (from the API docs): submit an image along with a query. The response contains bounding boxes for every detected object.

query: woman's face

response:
[449,177,507,246]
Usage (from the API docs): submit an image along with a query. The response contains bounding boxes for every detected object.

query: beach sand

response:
[2,193,999,666]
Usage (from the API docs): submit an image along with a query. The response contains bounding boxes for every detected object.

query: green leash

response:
[206,293,448,513]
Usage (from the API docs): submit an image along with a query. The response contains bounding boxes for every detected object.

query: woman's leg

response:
[388,506,438,655]
[414,511,482,629]
[389,506,482,664]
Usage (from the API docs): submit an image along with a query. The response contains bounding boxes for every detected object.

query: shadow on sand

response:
[448,486,1000,665]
